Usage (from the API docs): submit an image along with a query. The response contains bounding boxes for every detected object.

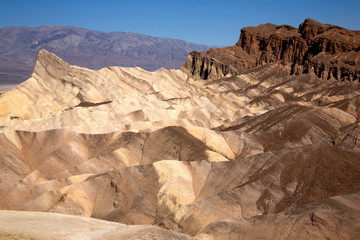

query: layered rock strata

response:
[182,18,360,81]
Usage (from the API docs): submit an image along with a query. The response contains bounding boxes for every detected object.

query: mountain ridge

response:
[0,25,211,84]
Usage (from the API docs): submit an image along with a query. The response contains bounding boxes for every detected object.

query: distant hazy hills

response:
[0,25,211,84]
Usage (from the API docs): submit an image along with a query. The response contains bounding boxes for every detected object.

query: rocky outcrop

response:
[181,46,253,80]
[182,18,360,81]
[182,51,238,80]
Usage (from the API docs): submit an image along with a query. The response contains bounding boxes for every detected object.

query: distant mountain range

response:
[0,26,211,84]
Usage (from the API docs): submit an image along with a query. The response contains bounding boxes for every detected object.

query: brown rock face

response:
[182,18,360,81]
[181,47,251,80]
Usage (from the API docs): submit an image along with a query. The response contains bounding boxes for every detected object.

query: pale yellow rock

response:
[0,210,195,239]
[154,160,196,217]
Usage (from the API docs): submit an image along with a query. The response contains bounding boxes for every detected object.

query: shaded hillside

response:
[0,50,359,239]
[182,18,360,82]
[0,25,210,84]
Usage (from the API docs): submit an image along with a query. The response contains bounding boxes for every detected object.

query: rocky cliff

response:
[182,18,360,81]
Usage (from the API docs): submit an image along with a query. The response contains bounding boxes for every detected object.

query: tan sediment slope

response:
[0,50,360,239]
[0,210,195,240]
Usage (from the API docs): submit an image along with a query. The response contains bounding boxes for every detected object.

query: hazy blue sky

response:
[1,0,359,46]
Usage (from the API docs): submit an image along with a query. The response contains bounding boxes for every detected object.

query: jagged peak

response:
[35,49,69,68]
[241,23,279,36]
[302,18,323,26]
[298,18,347,39]
[275,24,296,31]
[36,49,67,64]
[239,23,299,41]
[32,49,70,81]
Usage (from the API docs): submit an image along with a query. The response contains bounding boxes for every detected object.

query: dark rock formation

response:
[182,18,360,81]
[181,47,251,80]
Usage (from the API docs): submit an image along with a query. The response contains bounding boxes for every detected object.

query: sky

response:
[0,0,359,46]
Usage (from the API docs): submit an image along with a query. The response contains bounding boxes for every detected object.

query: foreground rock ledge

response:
[0,211,195,240]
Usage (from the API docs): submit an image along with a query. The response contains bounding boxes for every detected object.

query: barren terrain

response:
[0,19,360,240]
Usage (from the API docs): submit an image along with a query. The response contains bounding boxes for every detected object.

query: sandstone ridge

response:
[182,18,360,81]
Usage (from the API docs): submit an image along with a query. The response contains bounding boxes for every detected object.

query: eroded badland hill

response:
[0,19,360,240]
